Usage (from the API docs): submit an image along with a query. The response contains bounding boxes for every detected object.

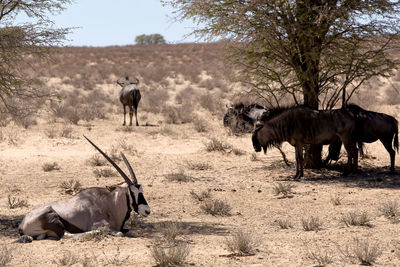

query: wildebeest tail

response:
[394,123,399,153]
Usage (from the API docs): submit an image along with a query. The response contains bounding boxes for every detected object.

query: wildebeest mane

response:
[259,104,301,122]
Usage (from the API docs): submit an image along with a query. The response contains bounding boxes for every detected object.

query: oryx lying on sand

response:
[18,136,150,241]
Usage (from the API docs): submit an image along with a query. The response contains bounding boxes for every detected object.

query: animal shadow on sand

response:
[0,215,23,238]
[130,220,229,239]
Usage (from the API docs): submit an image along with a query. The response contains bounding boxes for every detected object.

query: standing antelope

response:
[18,136,150,241]
[117,76,141,126]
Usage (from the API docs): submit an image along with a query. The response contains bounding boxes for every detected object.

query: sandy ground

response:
[1,108,400,267]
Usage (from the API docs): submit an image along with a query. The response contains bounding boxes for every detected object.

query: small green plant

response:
[302,216,322,231]
[0,245,12,267]
[201,199,231,216]
[87,154,107,166]
[190,189,212,202]
[42,162,61,172]
[272,183,294,198]
[378,200,399,222]
[204,137,232,152]
[59,180,82,195]
[164,170,193,182]
[185,161,212,171]
[93,168,116,178]
[340,211,372,227]
[151,243,190,267]
[339,237,382,266]
[330,194,343,206]
[275,218,293,229]
[53,251,78,266]
[7,195,28,209]
[225,230,258,256]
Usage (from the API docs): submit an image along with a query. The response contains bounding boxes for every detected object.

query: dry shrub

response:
[42,162,61,172]
[339,237,382,266]
[118,139,137,155]
[204,137,232,152]
[0,245,12,267]
[225,230,259,255]
[151,243,190,267]
[198,92,220,114]
[141,86,169,113]
[44,128,57,139]
[185,161,212,171]
[60,180,82,195]
[156,222,187,243]
[201,199,231,216]
[331,194,343,206]
[249,153,258,161]
[162,103,194,124]
[305,244,334,267]
[53,251,78,266]
[378,200,400,222]
[231,148,245,156]
[275,218,293,229]
[192,117,208,133]
[272,183,294,198]
[87,154,107,167]
[175,86,196,104]
[103,246,130,266]
[7,195,28,209]
[340,211,372,227]
[80,226,110,242]
[302,216,322,231]
[190,189,212,202]
[60,125,74,138]
[164,170,193,182]
[93,168,116,178]
[385,88,400,105]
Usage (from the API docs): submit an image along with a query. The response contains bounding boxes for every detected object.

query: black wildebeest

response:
[252,106,358,179]
[117,76,141,126]
[223,103,266,133]
[324,104,398,172]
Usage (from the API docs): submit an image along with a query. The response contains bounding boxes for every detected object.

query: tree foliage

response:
[135,33,166,45]
[0,0,72,123]
[164,0,400,109]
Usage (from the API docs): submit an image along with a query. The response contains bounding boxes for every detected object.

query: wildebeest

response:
[252,106,358,179]
[324,104,398,172]
[223,103,266,133]
[18,136,150,241]
[117,76,141,126]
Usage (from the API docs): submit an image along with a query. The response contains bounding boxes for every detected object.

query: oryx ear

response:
[84,136,133,185]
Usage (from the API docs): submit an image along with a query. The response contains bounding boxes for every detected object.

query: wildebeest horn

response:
[120,152,138,185]
[83,136,133,185]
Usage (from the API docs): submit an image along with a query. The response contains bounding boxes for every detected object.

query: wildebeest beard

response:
[252,123,286,154]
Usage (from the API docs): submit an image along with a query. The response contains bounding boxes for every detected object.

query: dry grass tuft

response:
[339,237,382,266]
[378,200,400,222]
[302,216,322,231]
[305,245,334,267]
[193,117,208,133]
[185,161,212,171]
[330,194,344,206]
[93,168,116,178]
[7,195,28,209]
[53,251,78,266]
[80,226,111,242]
[164,170,193,182]
[201,199,231,216]
[272,183,294,198]
[0,245,12,267]
[225,230,259,255]
[249,153,258,161]
[340,211,372,227]
[87,154,107,167]
[151,243,190,267]
[204,138,232,153]
[190,189,212,202]
[42,162,61,172]
[102,246,130,266]
[156,221,187,244]
[275,218,293,229]
[59,180,82,195]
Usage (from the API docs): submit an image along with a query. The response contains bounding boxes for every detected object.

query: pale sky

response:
[15,0,201,46]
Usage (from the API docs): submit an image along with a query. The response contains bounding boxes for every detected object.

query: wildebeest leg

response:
[358,141,365,158]
[123,105,126,126]
[323,139,342,165]
[342,140,358,174]
[381,139,396,173]
[294,144,303,179]
[129,106,133,126]
[134,104,139,126]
